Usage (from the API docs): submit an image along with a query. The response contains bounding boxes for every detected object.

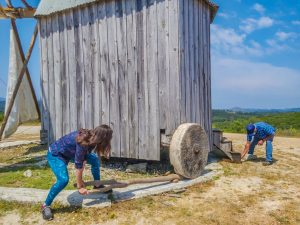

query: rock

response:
[173,188,186,194]
[125,168,133,173]
[162,201,175,207]
[35,160,48,168]
[205,162,223,171]
[23,169,32,177]
[167,194,181,198]
[126,163,147,173]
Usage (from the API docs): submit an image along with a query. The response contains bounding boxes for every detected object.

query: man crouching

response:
[241,122,276,166]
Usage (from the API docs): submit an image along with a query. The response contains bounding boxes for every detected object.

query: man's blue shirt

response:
[247,122,276,142]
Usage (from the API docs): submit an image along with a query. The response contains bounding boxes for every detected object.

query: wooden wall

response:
[38,0,212,160]
[178,0,212,149]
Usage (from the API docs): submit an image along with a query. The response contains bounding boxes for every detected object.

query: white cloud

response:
[240,17,274,33]
[292,20,300,25]
[211,57,300,108]
[211,25,245,46]
[266,39,289,53]
[253,3,265,14]
[211,24,294,58]
[211,25,263,56]
[218,13,230,19]
[276,31,297,41]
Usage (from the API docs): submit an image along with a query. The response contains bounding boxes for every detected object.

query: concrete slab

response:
[0,125,40,149]
[0,162,223,208]
[0,140,40,149]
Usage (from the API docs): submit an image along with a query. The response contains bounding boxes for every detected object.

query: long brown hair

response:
[76,125,113,158]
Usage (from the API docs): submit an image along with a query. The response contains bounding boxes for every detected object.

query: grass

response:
[0,144,162,190]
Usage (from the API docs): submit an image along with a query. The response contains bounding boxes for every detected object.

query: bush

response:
[212,110,300,137]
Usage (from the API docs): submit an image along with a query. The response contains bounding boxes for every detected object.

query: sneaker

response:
[93,185,113,194]
[262,161,273,166]
[245,154,258,161]
[41,205,53,221]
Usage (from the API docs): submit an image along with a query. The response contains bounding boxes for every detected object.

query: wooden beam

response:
[0,7,36,19]
[0,24,38,140]
[10,19,41,120]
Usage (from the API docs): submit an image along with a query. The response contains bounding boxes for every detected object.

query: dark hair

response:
[76,125,113,157]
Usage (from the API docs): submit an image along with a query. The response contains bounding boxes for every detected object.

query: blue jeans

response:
[45,151,100,206]
[248,136,274,162]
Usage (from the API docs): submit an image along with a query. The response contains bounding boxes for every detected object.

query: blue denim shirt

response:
[49,131,94,169]
[247,122,276,142]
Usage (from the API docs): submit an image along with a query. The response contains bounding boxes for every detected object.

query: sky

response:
[0,0,299,109]
[211,0,300,109]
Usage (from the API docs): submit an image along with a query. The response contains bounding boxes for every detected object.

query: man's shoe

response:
[93,185,113,194]
[262,161,273,166]
[41,205,53,221]
[246,154,258,161]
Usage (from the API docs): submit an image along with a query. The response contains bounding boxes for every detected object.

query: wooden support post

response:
[0,6,35,19]
[0,24,38,140]
[20,0,33,9]
[5,0,12,8]
[10,19,41,120]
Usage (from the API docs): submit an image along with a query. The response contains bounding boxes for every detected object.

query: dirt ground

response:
[0,133,300,225]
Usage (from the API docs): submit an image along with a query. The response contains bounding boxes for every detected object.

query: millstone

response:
[170,123,209,179]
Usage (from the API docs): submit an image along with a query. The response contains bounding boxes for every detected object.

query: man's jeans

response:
[248,136,274,162]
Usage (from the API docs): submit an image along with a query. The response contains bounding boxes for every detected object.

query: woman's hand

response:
[78,187,89,195]
[258,140,264,145]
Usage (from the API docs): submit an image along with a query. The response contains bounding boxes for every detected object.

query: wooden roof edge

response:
[205,0,219,23]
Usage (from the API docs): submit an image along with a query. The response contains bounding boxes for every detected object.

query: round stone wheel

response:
[170,123,209,179]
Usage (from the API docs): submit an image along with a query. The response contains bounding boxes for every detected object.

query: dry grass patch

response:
[0,134,299,225]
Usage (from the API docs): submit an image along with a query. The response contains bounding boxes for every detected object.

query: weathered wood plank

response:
[164,0,170,134]
[66,10,78,132]
[46,16,55,143]
[52,14,62,140]
[178,0,186,124]
[203,3,209,137]
[206,4,212,150]
[106,0,120,157]
[157,0,167,130]
[126,0,138,159]
[167,0,180,134]
[137,0,148,159]
[116,0,129,158]
[39,19,49,139]
[73,9,84,129]
[59,14,69,135]
[91,4,101,128]
[183,0,190,123]
[146,0,159,160]
[98,2,110,127]
[81,7,94,129]
[188,0,195,123]
[208,7,212,150]
[194,0,200,124]
[199,0,204,128]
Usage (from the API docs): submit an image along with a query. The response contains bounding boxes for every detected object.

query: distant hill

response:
[228,107,300,113]
[0,99,5,112]
[212,109,300,137]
